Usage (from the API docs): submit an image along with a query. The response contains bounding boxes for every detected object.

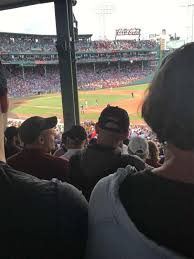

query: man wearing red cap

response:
[0,62,88,257]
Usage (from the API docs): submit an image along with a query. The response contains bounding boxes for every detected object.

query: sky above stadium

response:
[0,0,193,41]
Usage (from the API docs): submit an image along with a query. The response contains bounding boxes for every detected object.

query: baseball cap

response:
[67,125,87,142]
[19,116,57,144]
[0,61,8,113]
[128,136,149,157]
[98,106,129,134]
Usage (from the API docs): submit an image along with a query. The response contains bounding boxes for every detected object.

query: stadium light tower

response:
[180,2,194,42]
[96,1,113,40]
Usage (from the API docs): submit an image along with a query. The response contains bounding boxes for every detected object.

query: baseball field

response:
[9,83,148,124]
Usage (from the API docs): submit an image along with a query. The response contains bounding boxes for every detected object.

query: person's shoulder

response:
[69,148,86,162]
[0,162,87,209]
[54,155,68,163]
[57,180,88,212]
[86,144,117,155]
[0,162,88,240]
[0,162,53,192]
[53,148,63,157]
[59,154,68,160]
[121,153,146,171]
[7,150,22,164]
[120,168,155,192]
[43,153,68,166]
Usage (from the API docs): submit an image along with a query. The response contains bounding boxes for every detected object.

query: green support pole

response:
[54,0,76,131]
[68,0,80,125]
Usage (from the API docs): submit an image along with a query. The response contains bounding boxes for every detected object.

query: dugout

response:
[0,0,79,130]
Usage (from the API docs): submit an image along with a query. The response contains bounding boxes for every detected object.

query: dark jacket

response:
[8,148,68,181]
[119,168,194,258]
[0,161,88,258]
[5,142,21,159]
[67,144,145,200]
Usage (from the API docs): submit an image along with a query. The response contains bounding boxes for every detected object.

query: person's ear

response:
[37,135,45,145]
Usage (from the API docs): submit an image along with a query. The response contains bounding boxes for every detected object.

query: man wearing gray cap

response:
[0,62,88,257]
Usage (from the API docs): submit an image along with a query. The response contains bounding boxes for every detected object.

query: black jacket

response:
[67,144,145,201]
[119,169,194,258]
[0,162,88,259]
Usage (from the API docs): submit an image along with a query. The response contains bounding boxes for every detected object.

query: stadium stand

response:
[0,32,159,97]
[0,32,158,53]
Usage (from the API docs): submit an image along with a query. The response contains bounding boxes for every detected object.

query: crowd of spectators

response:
[0,34,157,97]
[7,118,163,166]
[76,39,158,52]
[0,33,158,53]
[7,119,157,140]
[0,35,56,52]
[77,65,152,90]
[6,64,152,97]
[7,66,60,96]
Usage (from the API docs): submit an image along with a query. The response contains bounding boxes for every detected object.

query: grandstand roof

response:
[0,31,56,37]
[0,0,52,11]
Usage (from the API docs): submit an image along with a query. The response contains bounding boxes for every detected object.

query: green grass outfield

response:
[10,83,149,122]
[113,84,148,91]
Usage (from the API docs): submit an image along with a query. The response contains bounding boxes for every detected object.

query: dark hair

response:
[4,126,18,142]
[142,43,194,150]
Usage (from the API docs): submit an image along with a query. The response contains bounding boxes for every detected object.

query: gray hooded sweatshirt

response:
[86,165,186,259]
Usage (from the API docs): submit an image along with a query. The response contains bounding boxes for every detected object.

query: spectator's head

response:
[96,106,129,148]
[0,62,8,162]
[66,125,87,149]
[19,116,57,153]
[128,136,149,161]
[4,126,19,145]
[147,140,159,163]
[142,43,194,151]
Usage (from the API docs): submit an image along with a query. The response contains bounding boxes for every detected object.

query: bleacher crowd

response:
[77,39,158,52]
[7,64,152,97]
[0,43,194,258]
[0,33,158,53]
